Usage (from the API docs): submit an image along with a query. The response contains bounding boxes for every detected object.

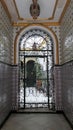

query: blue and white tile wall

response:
[60,0,73,125]
[0,2,13,127]
[0,3,13,64]
[60,0,73,64]
[62,61,73,125]
[50,26,61,64]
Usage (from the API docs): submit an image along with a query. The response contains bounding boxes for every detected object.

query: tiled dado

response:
[0,62,12,127]
[54,66,63,111]
[11,66,19,111]
[61,61,73,125]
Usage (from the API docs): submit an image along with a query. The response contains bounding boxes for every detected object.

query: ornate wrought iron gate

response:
[19,29,55,110]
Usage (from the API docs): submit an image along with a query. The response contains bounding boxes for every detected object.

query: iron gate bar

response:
[20,55,52,57]
[23,55,47,57]
[19,50,53,51]
[24,54,25,108]
[47,50,49,108]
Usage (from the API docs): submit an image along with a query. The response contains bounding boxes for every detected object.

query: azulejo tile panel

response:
[0,2,13,65]
[60,0,73,64]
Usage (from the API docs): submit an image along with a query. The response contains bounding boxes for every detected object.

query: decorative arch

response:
[14,24,59,64]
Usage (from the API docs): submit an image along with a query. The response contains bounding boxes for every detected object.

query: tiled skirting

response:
[0,62,12,126]
[11,65,18,111]
[54,66,63,111]
[61,61,73,125]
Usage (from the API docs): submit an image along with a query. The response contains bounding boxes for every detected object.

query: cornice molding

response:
[12,22,60,27]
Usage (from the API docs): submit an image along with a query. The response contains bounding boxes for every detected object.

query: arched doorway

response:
[18,28,55,110]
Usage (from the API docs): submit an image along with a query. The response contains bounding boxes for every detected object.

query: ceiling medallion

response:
[30,0,40,20]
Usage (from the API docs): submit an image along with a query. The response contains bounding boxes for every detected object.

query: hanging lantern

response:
[30,0,40,19]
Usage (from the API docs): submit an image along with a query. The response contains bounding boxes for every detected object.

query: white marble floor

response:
[1,114,72,130]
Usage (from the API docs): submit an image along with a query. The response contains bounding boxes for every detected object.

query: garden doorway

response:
[19,28,55,110]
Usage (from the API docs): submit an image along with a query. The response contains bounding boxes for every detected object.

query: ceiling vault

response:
[13,0,58,21]
[0,0,71,26]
